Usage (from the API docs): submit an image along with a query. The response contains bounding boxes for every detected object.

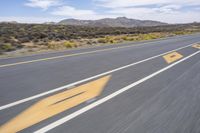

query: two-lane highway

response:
[0,34,200,133]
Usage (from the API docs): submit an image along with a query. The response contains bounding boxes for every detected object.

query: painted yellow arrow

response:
[0,75,111,133]
[192,44,200,49]
[163,52,183,64]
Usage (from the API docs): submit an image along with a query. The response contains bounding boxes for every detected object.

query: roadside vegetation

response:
[0,22,200,56]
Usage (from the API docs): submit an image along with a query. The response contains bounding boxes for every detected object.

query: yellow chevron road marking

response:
[192,44,200,49]
[163,52,183,64]
[0,75,111,133]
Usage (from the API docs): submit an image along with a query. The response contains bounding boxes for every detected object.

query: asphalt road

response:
[0,34,200,133]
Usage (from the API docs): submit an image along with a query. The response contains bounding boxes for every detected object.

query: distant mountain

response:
[0,21,18,24]
[43,22,56,25]
[58,17,167,27]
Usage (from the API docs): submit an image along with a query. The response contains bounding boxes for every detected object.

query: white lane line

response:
[35,50,200,133]
[0,42,198,111]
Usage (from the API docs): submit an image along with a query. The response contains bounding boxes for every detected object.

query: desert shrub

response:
[105,36,111,43]
[0,22,199,53]
[0,43,16,52]
[0,37,11,43]
[97,36,116,44]
[105,36,115,43]
[173,31,186,35]
[86,41,92,45]
[47,43,58,49]
[18,37,30,43]
[121,36,136,41]
[121,36,128,41]
[39,32,48,39]
[141,34,153,40]
[63,41,77,48]
[98,38,107,43]
[12,43,23,48]
[114,30,121,35]
[33,38,39,43]
[142,33,162,40]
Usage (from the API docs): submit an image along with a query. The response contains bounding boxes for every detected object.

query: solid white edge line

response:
[35,50,200,133]
[0,42,198,111]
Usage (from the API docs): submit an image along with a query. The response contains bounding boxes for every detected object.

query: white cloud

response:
[154,5,181,14]
[25,0,61,10]
[0,16,62,23]
[93,0,200,23]
[108,7,200,23]
[51,6,117,20]
[52,6,96,17]
[95,0,200,8]
[8,0,200,23]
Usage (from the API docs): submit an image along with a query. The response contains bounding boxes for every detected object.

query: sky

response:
[0,0,200,24]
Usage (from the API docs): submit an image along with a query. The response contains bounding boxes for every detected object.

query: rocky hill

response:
[58,17,167,27]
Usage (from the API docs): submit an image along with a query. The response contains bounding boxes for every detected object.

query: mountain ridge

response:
[58,17,167,27]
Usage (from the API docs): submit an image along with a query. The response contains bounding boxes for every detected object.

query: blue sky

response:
[0,0,200,23]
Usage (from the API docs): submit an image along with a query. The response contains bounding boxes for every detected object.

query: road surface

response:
[0,34,200,133]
